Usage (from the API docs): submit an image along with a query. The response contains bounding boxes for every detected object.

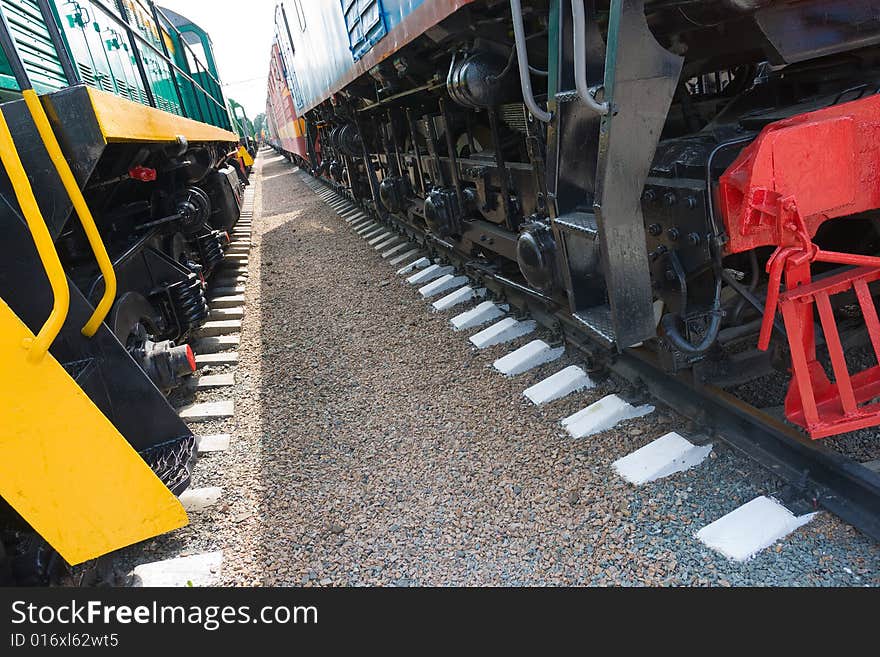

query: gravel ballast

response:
[113,150,880,587]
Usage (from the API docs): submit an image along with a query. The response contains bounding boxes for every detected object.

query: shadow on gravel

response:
[256,152,356,587]
[262,155,304,220]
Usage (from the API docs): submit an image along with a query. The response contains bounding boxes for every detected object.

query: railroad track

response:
[118,182,256,586]
[114,152,878,586]
[295,167,880,553]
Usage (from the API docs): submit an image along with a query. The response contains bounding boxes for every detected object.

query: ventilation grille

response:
[1,0,68,92]
[499,103,529,135]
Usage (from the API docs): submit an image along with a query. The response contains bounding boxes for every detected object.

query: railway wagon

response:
[264,4,308,161]
[229,97,258,155]
[269,1,880,534]
[0,0,245,584]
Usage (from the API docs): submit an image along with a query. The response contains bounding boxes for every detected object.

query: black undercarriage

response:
[290,0,880,394]
[0,84,246,583]
[276,0,880,537]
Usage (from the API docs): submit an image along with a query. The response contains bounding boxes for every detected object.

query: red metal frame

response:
[718,94,880,439]
[720,94,880,254]
[778,263,880,438]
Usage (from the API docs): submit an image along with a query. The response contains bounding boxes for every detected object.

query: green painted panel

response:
[0,0,231,130]
[0,0,68,93]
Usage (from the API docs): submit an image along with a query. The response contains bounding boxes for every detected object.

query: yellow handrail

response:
[0,107,69,362]
[22,89,116,337]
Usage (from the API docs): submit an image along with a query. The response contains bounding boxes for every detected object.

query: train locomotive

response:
[265,0,880,447]
[0,0,247,583]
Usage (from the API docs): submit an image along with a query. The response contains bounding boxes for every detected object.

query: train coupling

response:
[134,340,197,392]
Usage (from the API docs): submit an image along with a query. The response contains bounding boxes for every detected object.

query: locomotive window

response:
[182,33,209,75]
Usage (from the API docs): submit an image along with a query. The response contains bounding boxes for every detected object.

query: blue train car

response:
[277,0,473,115]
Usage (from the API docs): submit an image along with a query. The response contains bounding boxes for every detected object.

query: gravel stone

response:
[109,150,880,587]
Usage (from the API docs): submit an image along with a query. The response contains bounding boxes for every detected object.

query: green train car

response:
[0,0,247,584]
[228,96,257,155]
[0,0,231,127]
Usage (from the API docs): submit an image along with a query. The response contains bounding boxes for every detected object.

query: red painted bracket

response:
[128,165,157,182]
[719,93,880,255]
[717,94,880,439]
[780,265,880,439]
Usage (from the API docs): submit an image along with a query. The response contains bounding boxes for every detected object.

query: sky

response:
[157,0,277,120]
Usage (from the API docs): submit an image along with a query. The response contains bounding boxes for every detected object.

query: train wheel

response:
[111,293,196,392]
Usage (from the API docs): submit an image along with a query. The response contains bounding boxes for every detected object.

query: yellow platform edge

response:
[87,87,239,145]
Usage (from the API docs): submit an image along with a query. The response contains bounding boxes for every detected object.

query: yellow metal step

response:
[0,299,188,565]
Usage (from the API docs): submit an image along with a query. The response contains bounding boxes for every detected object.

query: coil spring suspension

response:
[166,273,208,336]
[194,230,224,274]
